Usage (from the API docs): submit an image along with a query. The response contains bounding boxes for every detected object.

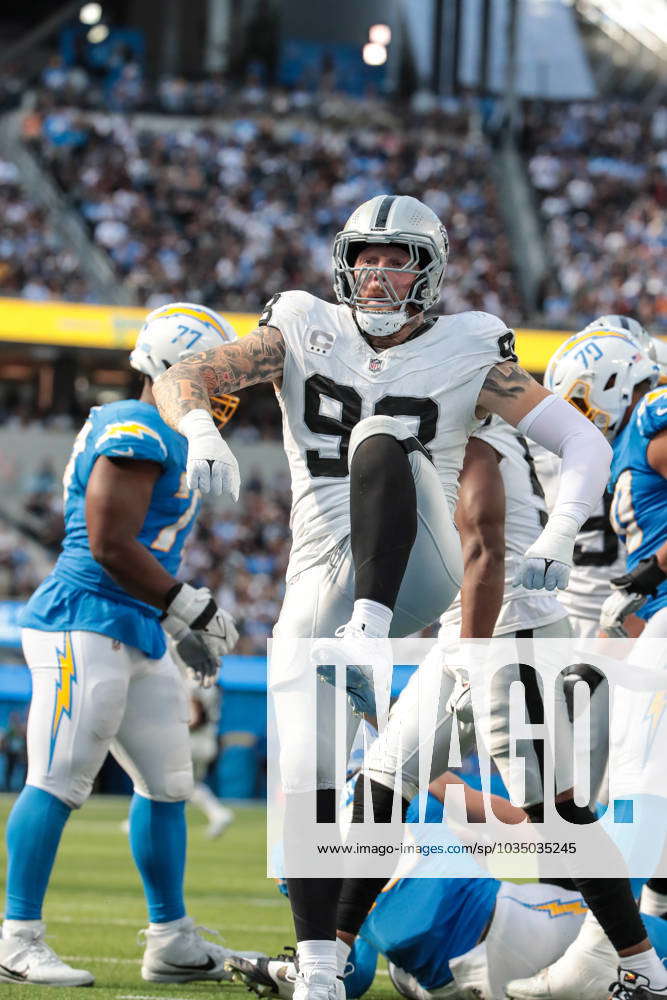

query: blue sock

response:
[128,793,186,923]
[5,785,71,920]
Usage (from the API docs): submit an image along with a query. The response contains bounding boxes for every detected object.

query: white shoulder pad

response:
[465,311,517,362]
[258,290,338,369]
[258,290,316,332]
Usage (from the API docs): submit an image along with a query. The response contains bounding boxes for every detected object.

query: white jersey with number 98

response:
[261,290,516,580]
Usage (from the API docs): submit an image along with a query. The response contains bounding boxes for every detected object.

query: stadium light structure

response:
[87,22,109,43]
[369,24,392,46]
[362,42,387,66]
[79,3,102,25]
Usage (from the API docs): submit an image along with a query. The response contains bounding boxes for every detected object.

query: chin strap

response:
[354,309,410,338]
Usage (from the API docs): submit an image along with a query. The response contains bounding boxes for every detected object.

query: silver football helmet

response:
[545,328,659,439]
[332,195,449,337]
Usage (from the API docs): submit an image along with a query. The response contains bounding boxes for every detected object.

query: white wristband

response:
[178,408,217,439]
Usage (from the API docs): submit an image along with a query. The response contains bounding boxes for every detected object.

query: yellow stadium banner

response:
[0,296,633,372]
[0,298,259,350]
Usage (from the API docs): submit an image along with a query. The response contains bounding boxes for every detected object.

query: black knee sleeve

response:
[554,799,598,825]
[316,788,338,824]
[350,434,417,609]
[287,877,342,942]
[351,776,409,824]
[337,877,389,936]
[574,878,646,952]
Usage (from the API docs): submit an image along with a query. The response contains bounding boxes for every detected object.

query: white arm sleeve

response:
[517,394,612,530]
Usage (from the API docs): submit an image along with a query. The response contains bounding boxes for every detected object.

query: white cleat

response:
[140,915,262,983]
[505,915,616,999]
[0,923,94,986]
[312,625,392,716]
[292,969,345,1000]
[206,805,235,839]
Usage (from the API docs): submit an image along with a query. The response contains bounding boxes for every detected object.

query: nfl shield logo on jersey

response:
[368,357,384,373]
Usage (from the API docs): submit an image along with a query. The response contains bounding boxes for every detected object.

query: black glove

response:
[610,555,667,597]
[164,622,221,687]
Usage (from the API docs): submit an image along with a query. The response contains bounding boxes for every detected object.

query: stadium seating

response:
[522,101,667,332]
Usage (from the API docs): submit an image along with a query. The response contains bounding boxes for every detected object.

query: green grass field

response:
[0,794,392,1000]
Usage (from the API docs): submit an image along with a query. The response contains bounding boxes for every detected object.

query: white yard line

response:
[63,956,139,965]
[51,914,286,934]
[116,994,198,999]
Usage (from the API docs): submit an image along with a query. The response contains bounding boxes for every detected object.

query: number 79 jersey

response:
[262,291,515,578]
[609,386,667,620]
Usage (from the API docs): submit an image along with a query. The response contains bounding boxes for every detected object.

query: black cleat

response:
[608,968,667,999]
[227,948,298,999]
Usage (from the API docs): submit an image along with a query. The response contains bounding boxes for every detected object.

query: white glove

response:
[163,582,239,661]
[513,513,578,591]
[162,617,221,688]
[178,409,240,499]
[599,589,647,636]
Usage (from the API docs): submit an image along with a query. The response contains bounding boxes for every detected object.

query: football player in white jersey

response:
[367,417,572,837]
[152,194,616,1000]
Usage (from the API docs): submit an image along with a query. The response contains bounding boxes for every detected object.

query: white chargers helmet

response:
[130,302,240,427]
[583,314,667,384]
[332,194,449,337]
[545,327,660,439]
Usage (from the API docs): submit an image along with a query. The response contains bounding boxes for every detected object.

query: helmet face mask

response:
[130,301,240,430]
[333,195,449,338]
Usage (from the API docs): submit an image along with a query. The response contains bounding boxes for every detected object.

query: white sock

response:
[349,599,392,638]
[3,919,42,938]
[149,915,189,933]
[620,947,667,990]
[641,884,667,917]
[336,937,351,977]
[297,939,337,979]
[190,782,221,821]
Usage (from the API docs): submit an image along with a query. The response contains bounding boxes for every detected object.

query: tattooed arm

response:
[153,325,286,431]
[475,361,550,426]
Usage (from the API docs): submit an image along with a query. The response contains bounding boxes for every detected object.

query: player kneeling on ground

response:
[227,772,667,1000]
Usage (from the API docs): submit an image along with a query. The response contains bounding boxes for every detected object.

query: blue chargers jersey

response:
[20,400,199,657]
[610,387,667,619]
[358,793,500,990]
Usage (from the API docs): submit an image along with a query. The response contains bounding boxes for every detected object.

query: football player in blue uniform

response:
[507,322,667,1000]
[230,773,667,1000]
[0,304,243,987]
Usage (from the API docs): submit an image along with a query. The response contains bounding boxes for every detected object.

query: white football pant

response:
[22,628,193,808]
[273,415,463,791]
[365,619,573,808]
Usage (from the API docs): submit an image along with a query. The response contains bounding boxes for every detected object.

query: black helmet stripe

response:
[619,316,630,330]
[372,195,396,230]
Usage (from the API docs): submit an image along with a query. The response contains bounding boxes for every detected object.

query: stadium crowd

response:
[24,73,521,324]
[0,467,293,656]
[523,101,667,331]
[0,156,96,302]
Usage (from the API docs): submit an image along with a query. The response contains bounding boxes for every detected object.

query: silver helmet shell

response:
[332,195,449,337]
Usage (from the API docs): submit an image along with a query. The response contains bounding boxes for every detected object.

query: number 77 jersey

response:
[263,290,515,577]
